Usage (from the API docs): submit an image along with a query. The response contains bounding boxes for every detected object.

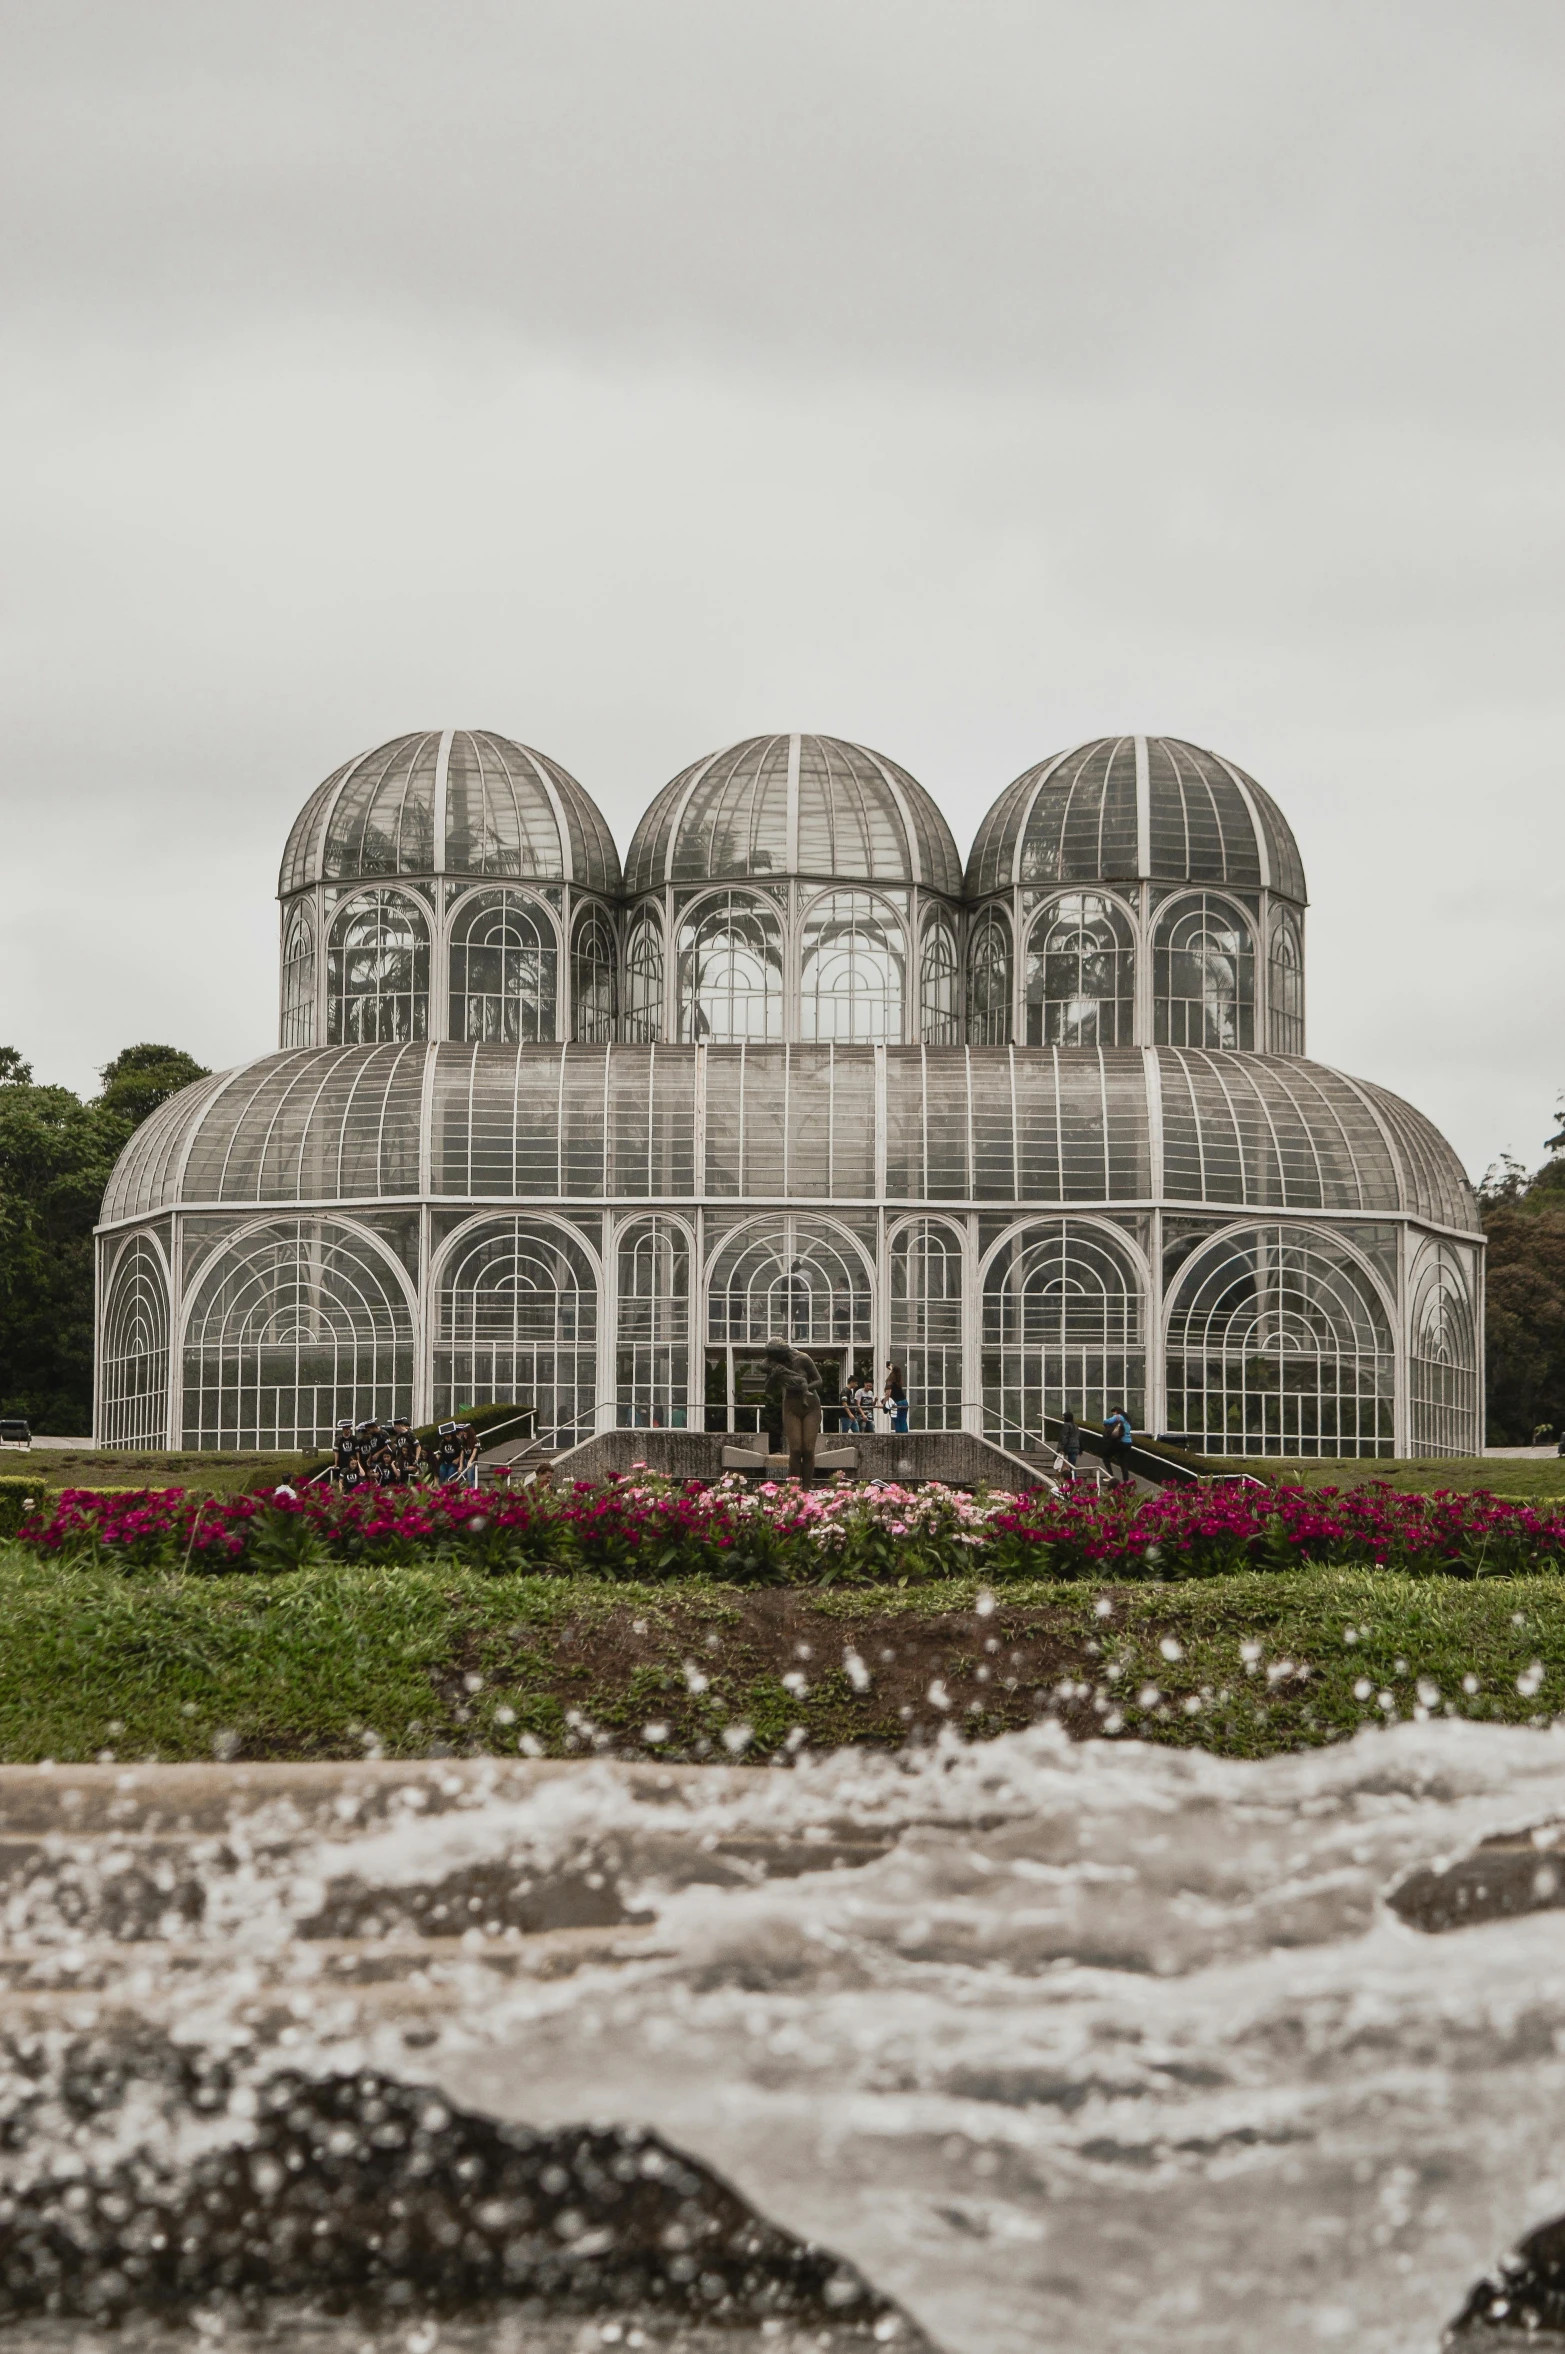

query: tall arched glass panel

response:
[677,892,783,1042]
[890,1221,964,1428]
[1024,893,1135,1046]
[448,889,557,1044]
[704,1217,872,1432]
[1409,1242,1478,1455]
[919,911,960,1044]
[967,907,1012,1045]
[800,891,905,1042]
[327,891,429,1045]
[1268,911,1304,1055]
[101,1236,169,1449]
[616,1217,690,1426]
[623,909,664,1042]
[1163,1223,1393,1456]
[983,1222,1144,1440]
[1154,895,1255,1050]
[435,1218,597,1439]
[181,1218,415,1449]
[281,908,316,1048]
[571,906,617,1043]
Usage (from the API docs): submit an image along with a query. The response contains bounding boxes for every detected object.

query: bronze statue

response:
[760,1340,823,1479]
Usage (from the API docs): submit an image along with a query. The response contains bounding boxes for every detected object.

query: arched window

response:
[983,1222,1144,1443]
[1268,911,1304,1055]
[677,892,783,1042]
[616,1216,690,1427]
[1154,895,1255,1050]
[967,907,1012,1045]
[435,1217,597,1441]
[1409,1243,1478,1456]
[919,911,960,1044]
[801,891,905,1042]
[1164,1223,1393,1456]
[101,1235,169,1449]
[890,1221,964,1428]
[327,891,429,1045]
[571,906,617,1043]
[623,909,664,1043]
[281,907,316,1049]
[707,1219,872,1348]
[1024,893,1135,1046]
[448,889,557,1044]
[181,1218,414,1449]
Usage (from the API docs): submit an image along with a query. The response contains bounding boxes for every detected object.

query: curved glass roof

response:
[966,736,1307,903]
[278,731,622,897]
[105,1044,1476,1234]
[624,734,963,896]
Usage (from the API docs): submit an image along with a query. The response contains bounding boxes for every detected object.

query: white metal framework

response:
[100,1235,171,1449]
[1163,1224,1396,1457]
[98,726,1483,1456]
[180,1217,415,1450]
[1408,1240,1479,1458]
[433,1217,597,1433]
[983,1221,1146,1443]
[450,891,558,1044]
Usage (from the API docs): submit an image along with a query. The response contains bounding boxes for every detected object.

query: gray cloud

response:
[1,0,1561,1174]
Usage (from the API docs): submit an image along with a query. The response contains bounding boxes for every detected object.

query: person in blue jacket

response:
[1102,1406,1135,1484]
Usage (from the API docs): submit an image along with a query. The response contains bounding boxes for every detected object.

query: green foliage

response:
[97,1043,210,1130]
[1481,1134,1565,1446]
[412,1400,534,1449]
[0,1042,209,1432]
[0,1477,45,1538]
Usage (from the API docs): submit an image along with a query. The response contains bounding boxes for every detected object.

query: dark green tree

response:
[97,1043,209,1130]
[1481,1112,1565,1446]
[0,1044,209,1434]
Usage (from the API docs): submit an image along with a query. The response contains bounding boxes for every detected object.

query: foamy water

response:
[8,1723,1565,2350]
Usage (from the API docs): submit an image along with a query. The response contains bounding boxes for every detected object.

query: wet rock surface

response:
[1391,1824,1565,1934]
[0,2045,920,2342]
[1452,2210,1565,2341]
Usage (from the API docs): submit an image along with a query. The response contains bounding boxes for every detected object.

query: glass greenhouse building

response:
[95,730,1484,1457]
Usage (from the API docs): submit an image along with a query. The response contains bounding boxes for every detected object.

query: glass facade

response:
[101,726,1482,1457]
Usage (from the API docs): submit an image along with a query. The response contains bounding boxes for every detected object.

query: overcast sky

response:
[2,0,1560,1178]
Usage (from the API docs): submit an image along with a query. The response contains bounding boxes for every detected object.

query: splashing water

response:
[7,1722,1565,2351]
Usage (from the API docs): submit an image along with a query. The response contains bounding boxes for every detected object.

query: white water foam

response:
[13,1722,1565,2351]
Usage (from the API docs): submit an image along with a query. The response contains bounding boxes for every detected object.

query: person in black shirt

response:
[1057,1407,1083,1482]
[331,1420,357,1490]
[389,1416,422,1484]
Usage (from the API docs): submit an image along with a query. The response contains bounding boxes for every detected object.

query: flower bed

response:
[15,1473,1565,1583]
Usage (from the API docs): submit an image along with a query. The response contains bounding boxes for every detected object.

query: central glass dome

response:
[625,733,963,895]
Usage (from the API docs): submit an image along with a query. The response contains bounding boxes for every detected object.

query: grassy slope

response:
[2,1546,1563,1766]
[0,1450,323,1498]
[1230,1456,1565,1498]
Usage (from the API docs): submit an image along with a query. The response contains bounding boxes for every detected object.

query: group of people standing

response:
[329,1417,480,1492]
[837,1365,911,1436]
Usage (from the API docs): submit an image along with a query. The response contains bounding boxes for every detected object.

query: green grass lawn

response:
[1,1543,1561,1767]
[1207,1455,1565,1499]
[0,1448,323,1498]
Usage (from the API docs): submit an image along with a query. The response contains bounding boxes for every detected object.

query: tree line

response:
[0,1044,208,1432]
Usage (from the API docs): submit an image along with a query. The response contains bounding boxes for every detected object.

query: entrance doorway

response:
[704,1346,876,1435]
